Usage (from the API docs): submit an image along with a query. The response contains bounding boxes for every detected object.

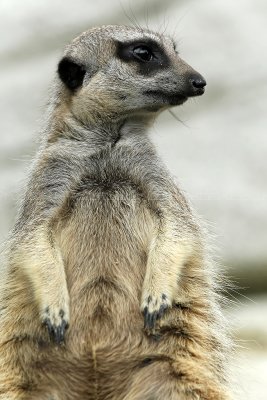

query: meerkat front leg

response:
[9,151,83,344]
[123,148,196,331]
[11,223,70,344]
[141,215,193,330]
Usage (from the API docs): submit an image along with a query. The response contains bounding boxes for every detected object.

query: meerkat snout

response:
[57,26,206,122]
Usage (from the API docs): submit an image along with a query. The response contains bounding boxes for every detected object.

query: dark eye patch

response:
[116,39,170,76]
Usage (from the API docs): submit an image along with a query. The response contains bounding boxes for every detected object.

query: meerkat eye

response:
[132,46,154,62]
[116,40,170,75]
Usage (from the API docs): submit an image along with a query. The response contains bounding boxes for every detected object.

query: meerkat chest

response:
[56,151,155,326]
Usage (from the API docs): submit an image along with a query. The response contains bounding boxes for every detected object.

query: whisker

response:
[168,109,189,128]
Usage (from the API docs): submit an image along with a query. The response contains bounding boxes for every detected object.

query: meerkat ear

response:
[57,57,86,90]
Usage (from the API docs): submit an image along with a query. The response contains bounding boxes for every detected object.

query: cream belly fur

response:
[61,179,153,344]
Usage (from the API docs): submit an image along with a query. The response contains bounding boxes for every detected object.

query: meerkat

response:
[0,25,233,400]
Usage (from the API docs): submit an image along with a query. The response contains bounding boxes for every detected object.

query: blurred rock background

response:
[0,0,266,398]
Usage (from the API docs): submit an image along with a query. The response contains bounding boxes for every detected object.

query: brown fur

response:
[0,25,233,399]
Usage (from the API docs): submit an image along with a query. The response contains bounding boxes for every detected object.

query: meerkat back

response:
[0,25,233,400]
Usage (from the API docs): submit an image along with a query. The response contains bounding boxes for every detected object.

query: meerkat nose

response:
[187,74,206,95]
[191,77,206,89]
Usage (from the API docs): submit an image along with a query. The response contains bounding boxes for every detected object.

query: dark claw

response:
[143,305,169,330]
[143,294,170,331]
[43,310,69,345]
[158,303,169,318]
[43,318,69,345]
[143,310,157,330]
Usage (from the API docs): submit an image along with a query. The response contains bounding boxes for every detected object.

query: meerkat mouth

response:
[144,90,188,106]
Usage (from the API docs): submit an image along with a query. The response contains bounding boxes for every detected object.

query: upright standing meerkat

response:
[0,25,232,400]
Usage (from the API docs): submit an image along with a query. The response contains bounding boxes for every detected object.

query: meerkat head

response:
[57,25,206,125]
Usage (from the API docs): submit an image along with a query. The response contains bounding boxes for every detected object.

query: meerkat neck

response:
[46,107,154,147]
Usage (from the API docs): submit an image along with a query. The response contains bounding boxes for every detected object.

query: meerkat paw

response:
[41,304,69,345]
[141,293,172,331]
